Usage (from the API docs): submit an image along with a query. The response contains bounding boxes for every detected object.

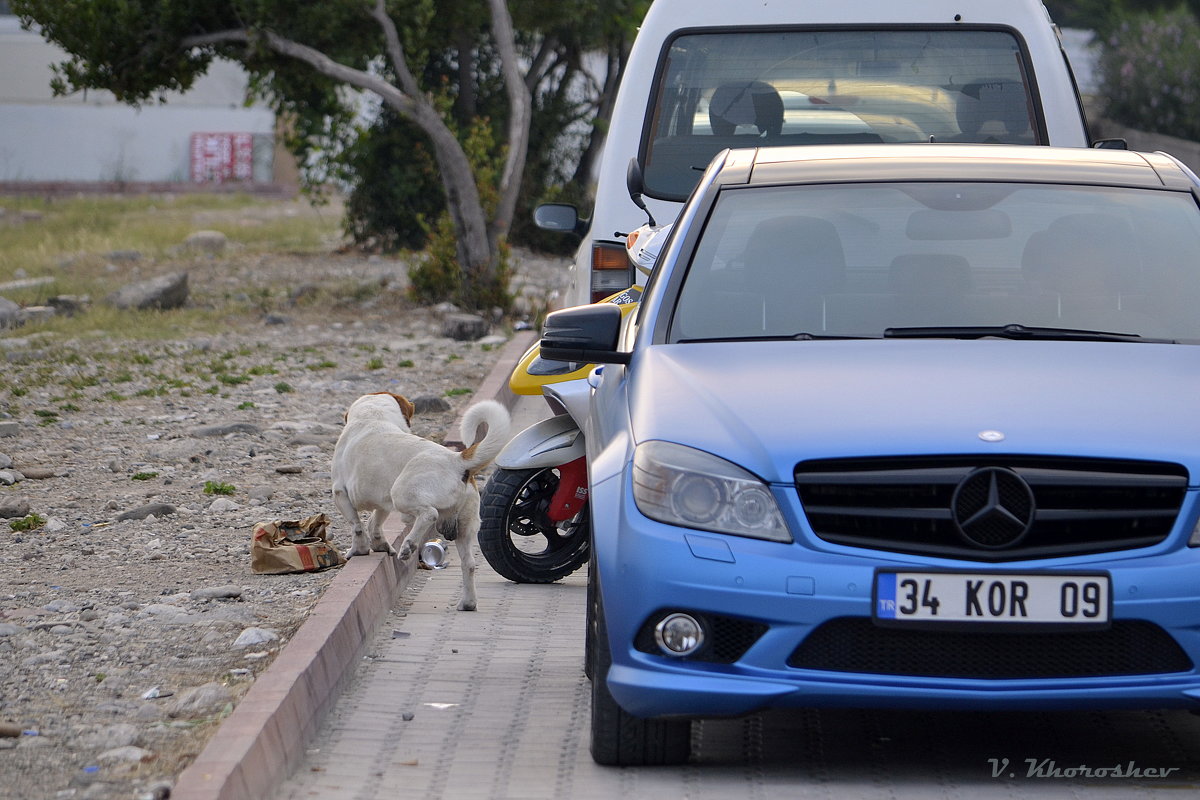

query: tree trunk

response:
[487,0,531,251]
[572,39,627,189]
[411,103,493,277]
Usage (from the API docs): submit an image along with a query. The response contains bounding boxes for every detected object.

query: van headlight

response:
[632,440,791,542]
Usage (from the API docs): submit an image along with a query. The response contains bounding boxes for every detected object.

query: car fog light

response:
[654,613,705,657]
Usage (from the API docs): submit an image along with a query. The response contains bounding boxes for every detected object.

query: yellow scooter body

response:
[509,286,642,396]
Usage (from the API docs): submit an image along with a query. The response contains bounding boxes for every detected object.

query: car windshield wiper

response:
[883,323,1176,344]
[677,332,876,343]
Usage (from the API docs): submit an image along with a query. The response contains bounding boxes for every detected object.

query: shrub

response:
[10,513,46,532]
[1098,7,1200,139]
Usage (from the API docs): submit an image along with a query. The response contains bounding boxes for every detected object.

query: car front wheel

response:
[589,578,691,766]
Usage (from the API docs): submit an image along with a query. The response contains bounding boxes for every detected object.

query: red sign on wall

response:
[190,133,254,183]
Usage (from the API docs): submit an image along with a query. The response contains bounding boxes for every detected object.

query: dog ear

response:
[393,394,416,423]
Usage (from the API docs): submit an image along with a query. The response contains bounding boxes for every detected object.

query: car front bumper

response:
[597,483,1200,719]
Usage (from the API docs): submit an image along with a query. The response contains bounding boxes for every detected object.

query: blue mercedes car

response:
[538,144,1200,765]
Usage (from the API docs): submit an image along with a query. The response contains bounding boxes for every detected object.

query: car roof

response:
[720,144,1197,191]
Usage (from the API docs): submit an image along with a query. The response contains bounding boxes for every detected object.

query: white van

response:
[548,0,1097,305]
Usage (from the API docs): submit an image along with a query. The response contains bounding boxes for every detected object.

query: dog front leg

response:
[366,509,398,556]
[332,486,371,558]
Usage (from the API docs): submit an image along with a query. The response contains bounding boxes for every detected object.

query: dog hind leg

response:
[333,485,371,558]
[396,507,437,563]
[366,509,398,556]
[453,490,480,611]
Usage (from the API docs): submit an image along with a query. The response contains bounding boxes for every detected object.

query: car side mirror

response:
[1092,138,1128,150]
[534,203,586,236]
[539,304,630,365]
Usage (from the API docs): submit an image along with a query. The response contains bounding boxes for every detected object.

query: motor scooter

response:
[478,163,669,583]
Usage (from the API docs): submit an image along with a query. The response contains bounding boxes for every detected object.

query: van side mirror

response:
[534,203,586,236]
[625,158,657,226]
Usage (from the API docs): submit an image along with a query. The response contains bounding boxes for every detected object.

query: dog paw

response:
[396,543,415,561]
[457,601,477,612]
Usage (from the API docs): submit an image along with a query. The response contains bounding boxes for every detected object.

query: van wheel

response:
[589,589,691,766]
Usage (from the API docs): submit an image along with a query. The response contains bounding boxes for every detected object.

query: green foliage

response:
[131,472,159,481]
[274,382,294,394]
[407,212,462,304]
[11,0,647,312]
[408,117,512,309]
[204,480,236,496]
[445,387,473,397]
[1046,0,1200,32]
[1098,6,1200,139]
[10,513,46,532]
[342,108,444,252]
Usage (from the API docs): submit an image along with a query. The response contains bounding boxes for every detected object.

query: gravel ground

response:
[0,233,569,800]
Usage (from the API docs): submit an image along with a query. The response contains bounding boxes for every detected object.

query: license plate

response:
[874,571,1110,628]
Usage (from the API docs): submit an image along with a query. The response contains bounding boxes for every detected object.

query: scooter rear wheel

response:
[479,466,590,584]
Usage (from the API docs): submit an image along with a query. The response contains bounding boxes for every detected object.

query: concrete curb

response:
[171,329,537,800]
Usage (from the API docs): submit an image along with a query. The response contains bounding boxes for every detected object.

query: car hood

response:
[627,339,1200,485]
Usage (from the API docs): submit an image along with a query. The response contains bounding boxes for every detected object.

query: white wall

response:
[0,15,275,183]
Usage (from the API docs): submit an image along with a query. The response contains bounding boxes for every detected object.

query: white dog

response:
[331,392,511,611]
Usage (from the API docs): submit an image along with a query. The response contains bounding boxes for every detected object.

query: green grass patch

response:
[0,193,341,339]
[10,513,46,532]
[204,480,236,496]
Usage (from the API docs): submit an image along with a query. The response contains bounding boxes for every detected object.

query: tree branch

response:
[368,0,422,98]
[487,0,531,242]
[183,26,417,116]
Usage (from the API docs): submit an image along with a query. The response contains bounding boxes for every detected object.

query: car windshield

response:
[644,29,1037,198]
[669,182,1200,343]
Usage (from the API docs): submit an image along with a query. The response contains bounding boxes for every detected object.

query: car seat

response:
[889,253,973,325]
[708,80,785,137]
[672,215,845,338]
[1021,213,1139,296]
[953,80,1032,143]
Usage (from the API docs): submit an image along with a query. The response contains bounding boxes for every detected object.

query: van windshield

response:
[644,29,1039,199]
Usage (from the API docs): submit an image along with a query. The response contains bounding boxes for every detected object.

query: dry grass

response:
[0,193,346,339]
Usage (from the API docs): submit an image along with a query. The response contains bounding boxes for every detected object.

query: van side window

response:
[644,28,1038,199]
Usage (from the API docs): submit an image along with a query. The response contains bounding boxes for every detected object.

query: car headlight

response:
[632,440,791,542]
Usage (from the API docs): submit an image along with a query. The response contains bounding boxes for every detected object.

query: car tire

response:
[478,467,590,584]
[589,583,691,766]
[584,544,597,680]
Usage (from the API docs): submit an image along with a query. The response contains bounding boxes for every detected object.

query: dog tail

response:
[457,400,512,472]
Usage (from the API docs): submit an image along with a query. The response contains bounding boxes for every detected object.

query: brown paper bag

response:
[251,513,346,574]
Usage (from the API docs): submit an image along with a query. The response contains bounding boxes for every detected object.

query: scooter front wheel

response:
[479,467,590,584]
